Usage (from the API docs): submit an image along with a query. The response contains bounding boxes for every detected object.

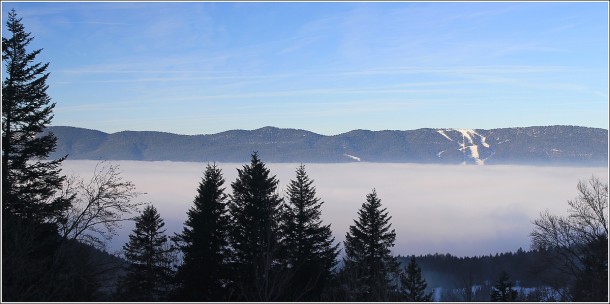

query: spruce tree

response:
[279,164,339,301]
[173,163,231,301]
[120,205,174,301]
[228,152,285,301]
[400,255,433,301]
[2,9,69,223]
[490,271,518,301]
[342,189,400,301]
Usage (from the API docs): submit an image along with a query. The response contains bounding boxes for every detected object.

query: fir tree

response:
[279,164,339,301]
[1,10,82,301]
[173,163,231,301]
[342,189,400,301]
[120,205,174,301]
[2,8,70,223]
[228,152,285,301]
[400,255,433,301]
[490,271,518,301]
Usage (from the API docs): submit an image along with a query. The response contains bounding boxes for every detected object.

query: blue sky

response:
[2,1,608,135]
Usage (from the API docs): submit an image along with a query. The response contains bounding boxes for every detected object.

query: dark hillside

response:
[44,125,608,165]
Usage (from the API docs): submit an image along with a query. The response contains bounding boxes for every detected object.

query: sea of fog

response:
[60,160,608,258]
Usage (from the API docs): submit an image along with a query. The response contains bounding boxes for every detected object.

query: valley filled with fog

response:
[60,160,607,257]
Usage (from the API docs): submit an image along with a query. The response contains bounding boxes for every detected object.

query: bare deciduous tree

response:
[56,161,144,249]
[530,176,608,301]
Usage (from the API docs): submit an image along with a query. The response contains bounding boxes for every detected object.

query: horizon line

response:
[47,124,609,137]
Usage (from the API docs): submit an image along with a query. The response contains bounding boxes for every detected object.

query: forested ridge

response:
[44,125,608,165]
[2,10,608,302]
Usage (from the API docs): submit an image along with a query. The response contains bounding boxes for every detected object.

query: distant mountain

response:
[43,125,608,165]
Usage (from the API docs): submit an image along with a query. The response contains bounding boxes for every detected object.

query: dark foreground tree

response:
[228,152,285,301]
[490,271,518,301]
[341,189,400,301]
[119,205,174,301]
[2,9,69,222]
[173,163,231,301]
[279,164,339,301]
[530,176,608,301]
[1,10,87,302]
[400,255,433,301]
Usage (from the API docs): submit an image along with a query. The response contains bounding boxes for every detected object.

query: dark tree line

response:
[113,154,435,302]
[2,9,607,302]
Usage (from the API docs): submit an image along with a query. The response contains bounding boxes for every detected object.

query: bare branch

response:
[530,176,608,301]
[56,161,145,249]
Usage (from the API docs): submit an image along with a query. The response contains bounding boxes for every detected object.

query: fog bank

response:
[60,160,608,257]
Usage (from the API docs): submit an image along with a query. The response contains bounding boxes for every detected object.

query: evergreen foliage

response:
[120,205,174,301]
[2,8,69,223]
[1,11,94,302]
[490,271,518,301]
[279,164,340,301]
[2,20,605,299]
[227,152,285,301]
[572,234,608,301]
[341,189,400,301]
[400,255,432,301]
[173,163,231,301]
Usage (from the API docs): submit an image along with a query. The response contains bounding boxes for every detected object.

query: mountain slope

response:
[44,125,608,165]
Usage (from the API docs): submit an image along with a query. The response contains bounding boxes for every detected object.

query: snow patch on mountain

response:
[437,130,453,141]
[437,128,493,165]
[344,154,361,162]
[469,145,484,165]
[456,128,475,145]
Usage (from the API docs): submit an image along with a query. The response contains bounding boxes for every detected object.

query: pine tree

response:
[342,189,400,301]
[2,9,70,223]
[279,164,339,301]
[120,205,174,301]
[228,152,285,301]
[400,255,433,301]
[173,163,231,301]
[490,271,518,301]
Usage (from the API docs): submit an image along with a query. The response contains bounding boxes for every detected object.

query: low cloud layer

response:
[60,160,608,257]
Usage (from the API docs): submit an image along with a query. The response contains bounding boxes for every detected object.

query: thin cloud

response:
[58,21,129,25]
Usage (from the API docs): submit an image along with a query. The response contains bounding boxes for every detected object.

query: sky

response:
[2,1,608,135]
[60,160,608,257]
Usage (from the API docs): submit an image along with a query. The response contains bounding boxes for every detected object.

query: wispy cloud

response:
[11,1,605,133]
[58,21,129,25]
[547,23,579,33]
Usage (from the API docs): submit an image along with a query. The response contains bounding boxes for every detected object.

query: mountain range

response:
[43,125,608,165]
